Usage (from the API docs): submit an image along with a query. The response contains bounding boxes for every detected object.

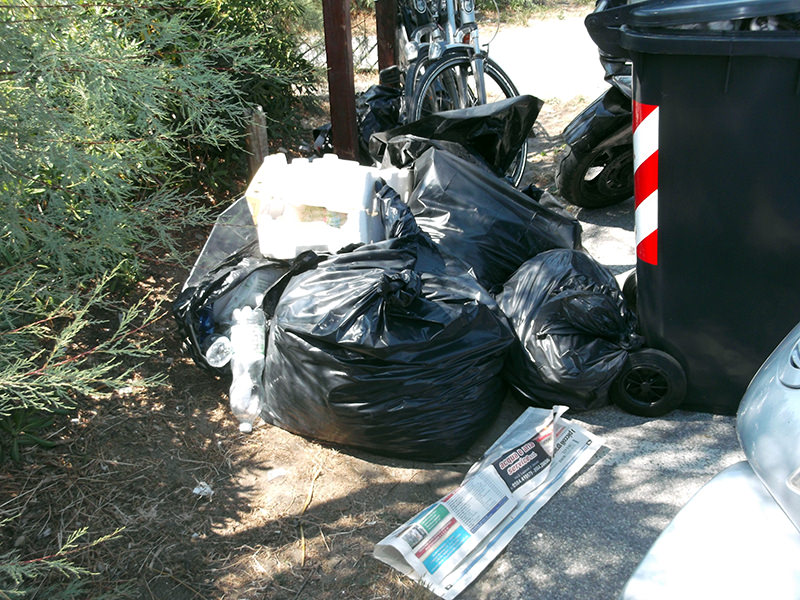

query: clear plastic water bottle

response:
[213,268,274,331]
[203,334,232,368]
[228,306,266,433]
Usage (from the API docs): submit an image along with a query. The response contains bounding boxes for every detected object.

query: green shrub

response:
[0,0,319,418]
[0,0,319,593]
[2,1,286,292]
[185,0,323,193]
[0,527,130,599]
[476,0,593,18]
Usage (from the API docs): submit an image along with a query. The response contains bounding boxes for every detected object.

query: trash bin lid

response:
[620,0,800,58]
[586,0,800,57]
[584,0,665,58]
[626,0,800,28]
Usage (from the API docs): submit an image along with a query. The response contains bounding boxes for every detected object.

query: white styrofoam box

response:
[244,153,412,259]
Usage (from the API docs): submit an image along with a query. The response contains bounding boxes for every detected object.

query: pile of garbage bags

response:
[263,188,516,460]
[173,97,640,461]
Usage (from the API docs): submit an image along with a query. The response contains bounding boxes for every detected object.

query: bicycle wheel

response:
[411,51,528,186]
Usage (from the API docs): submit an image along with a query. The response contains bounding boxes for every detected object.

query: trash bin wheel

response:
[611,348,686,417]
[622,270,637,311]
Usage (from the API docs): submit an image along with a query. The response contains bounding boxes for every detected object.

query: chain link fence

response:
[299,10,380,73]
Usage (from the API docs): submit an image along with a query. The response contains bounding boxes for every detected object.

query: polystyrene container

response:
[245,154,412,259]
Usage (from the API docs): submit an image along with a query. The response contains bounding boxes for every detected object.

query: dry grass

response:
[0,274,471,598]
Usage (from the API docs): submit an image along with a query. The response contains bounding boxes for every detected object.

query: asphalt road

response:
[457,404,745,600]
[455,15,747,600]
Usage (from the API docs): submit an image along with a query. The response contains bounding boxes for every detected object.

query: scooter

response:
[556,1,800,210]
[620,318,800,599]
[555,0,633,209]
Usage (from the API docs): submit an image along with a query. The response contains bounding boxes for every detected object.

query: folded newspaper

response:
[374,406,602,599]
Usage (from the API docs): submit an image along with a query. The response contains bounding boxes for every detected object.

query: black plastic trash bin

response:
[591,0,800,415]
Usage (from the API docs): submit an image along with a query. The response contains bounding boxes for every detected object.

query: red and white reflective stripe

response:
[633,101,659,265]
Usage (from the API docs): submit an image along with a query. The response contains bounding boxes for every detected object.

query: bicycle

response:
[395,0,528,186]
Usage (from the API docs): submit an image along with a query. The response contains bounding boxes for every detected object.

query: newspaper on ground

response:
[374,405,603,599]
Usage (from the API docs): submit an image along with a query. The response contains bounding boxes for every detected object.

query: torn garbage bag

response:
[370,95,543,176]
[172,239,322,375]
[497,249,642,411]
[261,185,515,461]
[408,147,582,293]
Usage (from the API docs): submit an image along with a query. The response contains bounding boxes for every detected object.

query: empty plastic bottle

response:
[213,268,274,331]
[203,334,233,368]
[228,306,267,433]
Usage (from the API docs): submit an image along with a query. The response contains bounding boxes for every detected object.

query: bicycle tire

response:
[411,51,528,187]
[402,45,456,119]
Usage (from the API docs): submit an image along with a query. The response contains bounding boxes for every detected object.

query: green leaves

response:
[0,0,319,441]
[0,267,168,418]
[0,2,320,595]
[0,0,310,292]
[0,526,128,598]
[0,408,59,464]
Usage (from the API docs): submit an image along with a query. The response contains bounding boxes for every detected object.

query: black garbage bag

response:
[497,249,642,411]
[370,95,543,176]
[310,123,334,157]
[356,84,402,164]
[375,133,498,175]
[172,239,322,375]
[310,86,403,163]
[408,147,582,293]
[261,186,515,461]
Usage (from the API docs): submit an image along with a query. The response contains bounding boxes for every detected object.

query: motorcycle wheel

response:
[556,139,633,209]
[622,270,637,312]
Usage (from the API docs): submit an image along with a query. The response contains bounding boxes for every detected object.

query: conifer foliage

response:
[0,0,316,591]
[0,0,314,416]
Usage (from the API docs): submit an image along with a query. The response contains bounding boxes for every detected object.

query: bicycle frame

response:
[395,0,528,187]
[452,0,487,104]
[402,0,488,105]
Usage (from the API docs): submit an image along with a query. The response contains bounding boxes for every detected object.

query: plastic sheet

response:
[497,249,642,411]
[181,196,258,291]
[172,240,322,375]
[408,147,582,293]
[370,95,543,177]
[261,186,515,461]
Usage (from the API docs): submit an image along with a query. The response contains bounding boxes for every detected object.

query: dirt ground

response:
[0,13,599,600]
